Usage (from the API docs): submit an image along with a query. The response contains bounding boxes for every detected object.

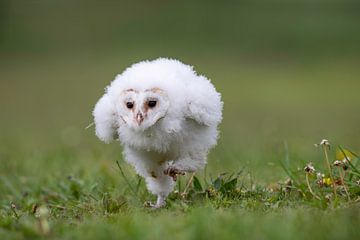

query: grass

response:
[1,140,360,240]
[1,55,360,239]
[2,1,360,238]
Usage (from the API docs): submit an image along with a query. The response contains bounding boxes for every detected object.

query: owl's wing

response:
[185,76,223,126]
[93,93,118,143]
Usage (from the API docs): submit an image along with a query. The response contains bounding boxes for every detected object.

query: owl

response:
[93,58,223,208]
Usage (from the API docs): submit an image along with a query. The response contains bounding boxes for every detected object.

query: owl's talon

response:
[144,201,162,209]
[164,167,185,181]
[144,195,166,209]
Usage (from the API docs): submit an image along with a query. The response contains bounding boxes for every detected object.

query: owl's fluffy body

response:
[93,58,223,207]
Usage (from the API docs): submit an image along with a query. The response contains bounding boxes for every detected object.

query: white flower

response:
[333,160,343,167]
[304,163,315,173]
[342,158,350,164]
[314,139,330,148]
[316,172,325,180]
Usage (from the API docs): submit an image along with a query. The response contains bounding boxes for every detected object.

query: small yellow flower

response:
[322,177,333,186]
[336,148,354,162]
[206,187,217,198]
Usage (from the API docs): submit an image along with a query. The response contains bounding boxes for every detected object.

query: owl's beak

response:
[136,112,144,125]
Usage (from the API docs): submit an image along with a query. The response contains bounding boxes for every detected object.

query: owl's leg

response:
[144,174,175,208]
[145,193,166,208]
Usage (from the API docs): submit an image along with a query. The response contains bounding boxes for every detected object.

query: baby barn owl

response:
[93,58,223,208]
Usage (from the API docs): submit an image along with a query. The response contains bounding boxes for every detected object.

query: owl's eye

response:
[126,102,134,109]
[147,100,157,108]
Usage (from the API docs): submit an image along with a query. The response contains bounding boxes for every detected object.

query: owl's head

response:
[117,88,170,131]
[93,86,170,143]
[93,58,192,143]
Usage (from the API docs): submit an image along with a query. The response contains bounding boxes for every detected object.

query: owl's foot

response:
[144,201,161,209]
[144,195,166,209]
[164,167,185,181]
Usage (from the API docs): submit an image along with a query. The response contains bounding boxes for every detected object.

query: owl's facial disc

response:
[119,88,170,130]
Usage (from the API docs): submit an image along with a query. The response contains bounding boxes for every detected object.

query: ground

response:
[1,55,360,239]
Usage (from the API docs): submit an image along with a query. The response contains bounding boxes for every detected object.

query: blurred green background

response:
[0,0,359,182]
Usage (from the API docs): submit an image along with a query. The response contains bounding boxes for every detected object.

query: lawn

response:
[1,2,360,239]
[1,54,360,239]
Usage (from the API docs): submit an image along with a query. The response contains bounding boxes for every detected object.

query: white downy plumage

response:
[93,58,223,207]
